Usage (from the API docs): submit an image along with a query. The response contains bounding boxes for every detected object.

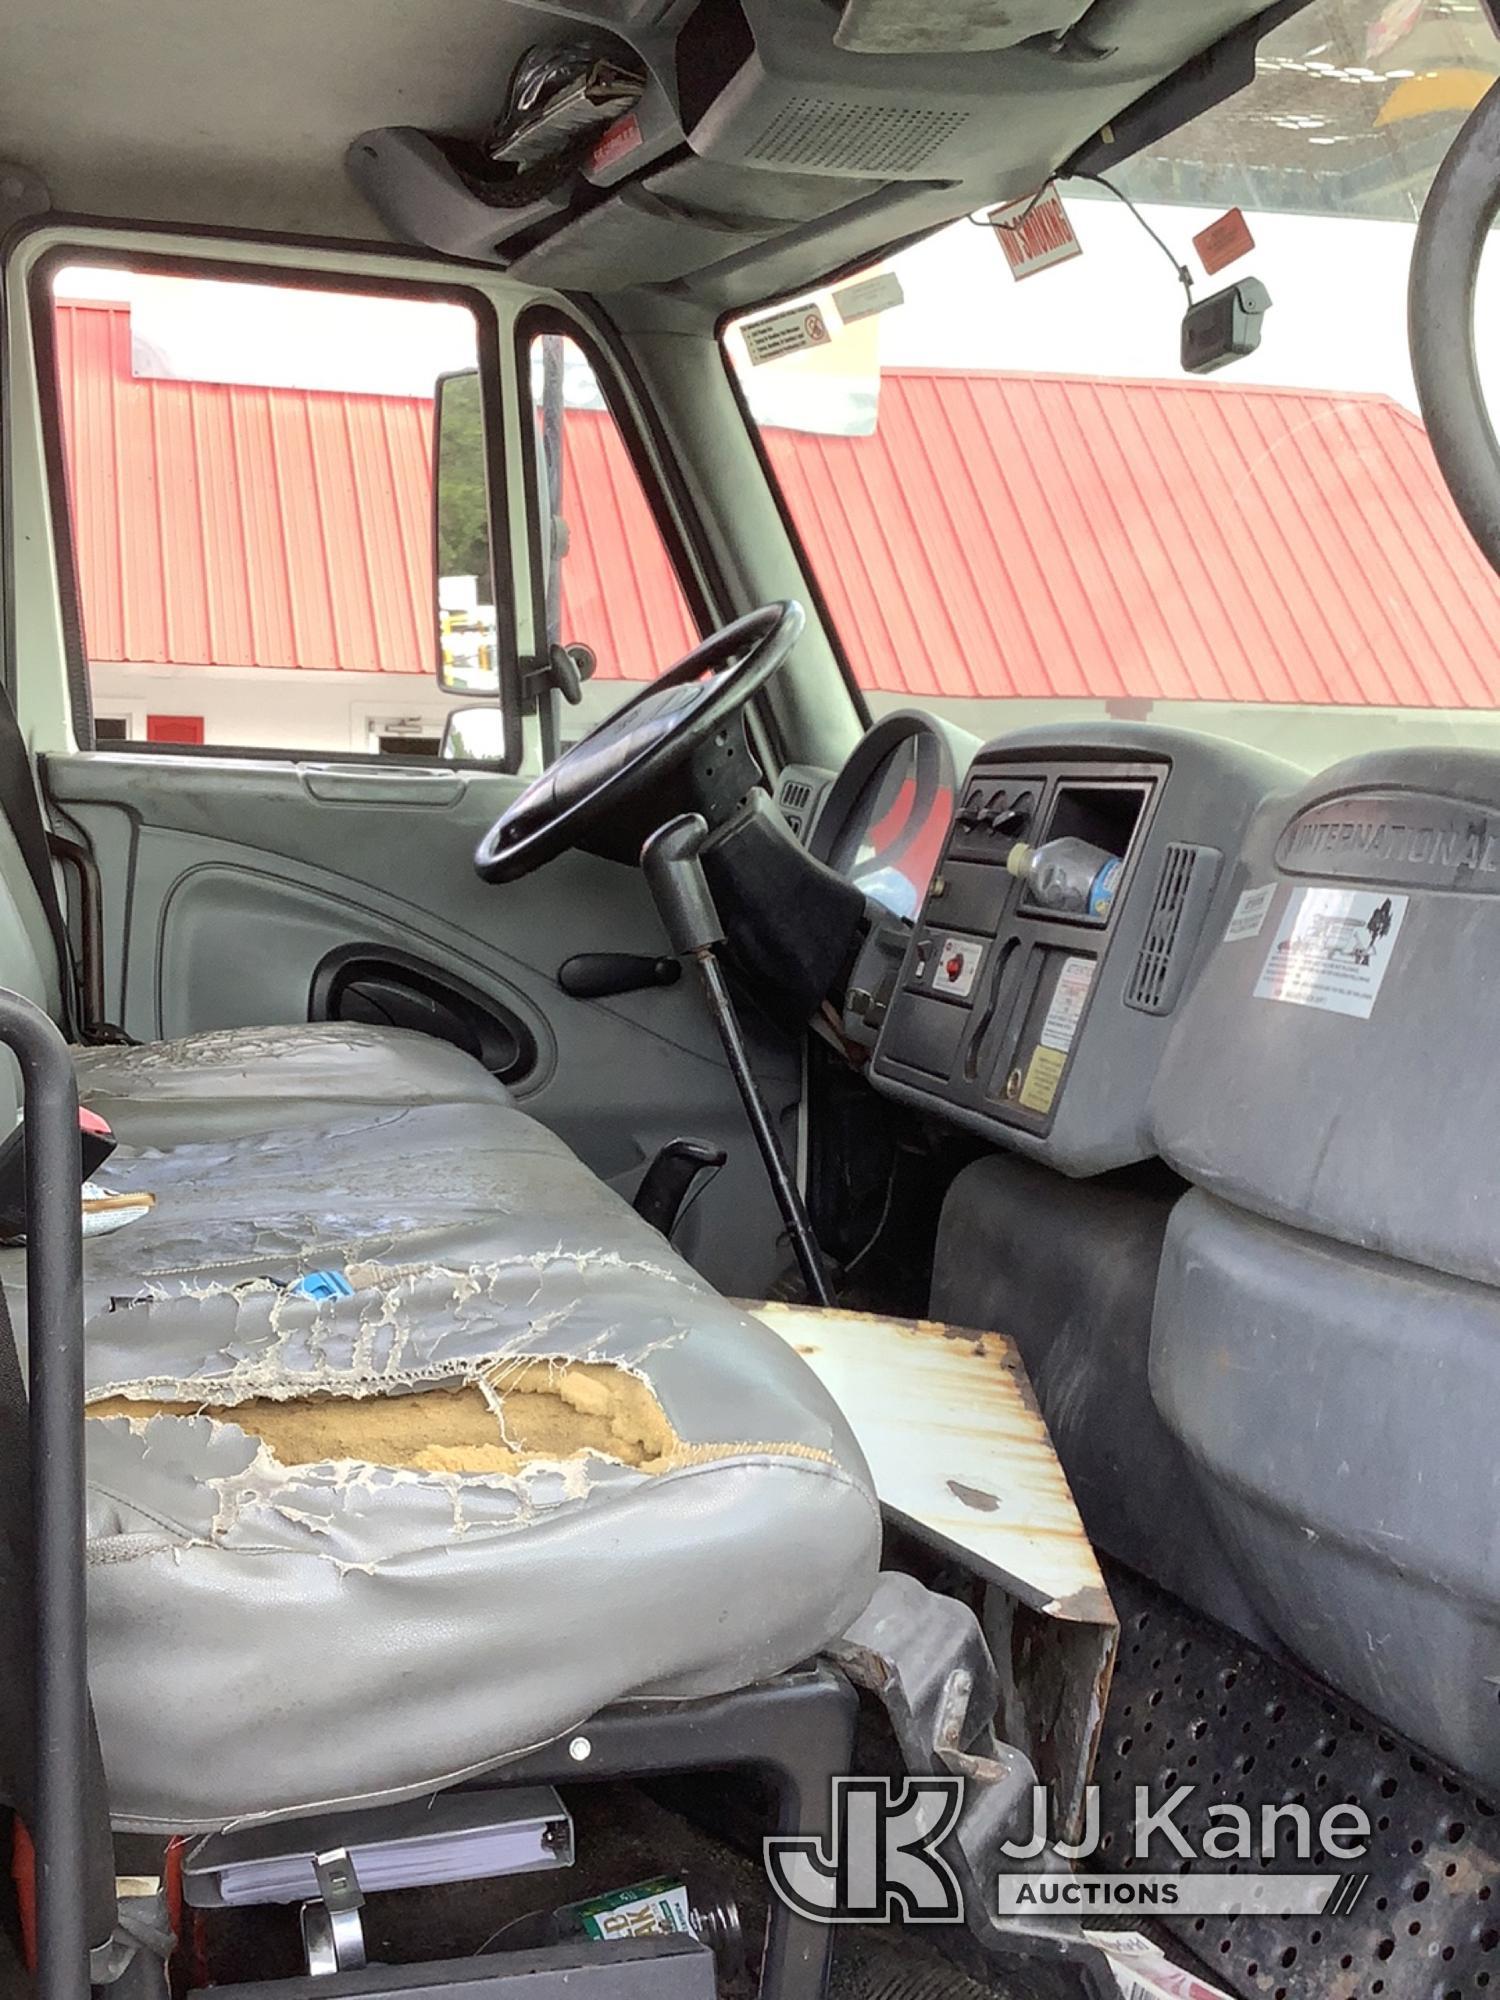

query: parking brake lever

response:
[633,1137,726,1239]
[641,814,834,1307]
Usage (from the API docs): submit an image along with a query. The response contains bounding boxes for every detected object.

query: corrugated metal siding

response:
[54,300,1500,705]
[552,403,698,676]
[55,301,435,675]
[763,369,1500,709]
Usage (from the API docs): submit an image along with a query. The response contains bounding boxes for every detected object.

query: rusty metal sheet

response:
[751,1302,1116,1838]
[750,1301,1113,1627]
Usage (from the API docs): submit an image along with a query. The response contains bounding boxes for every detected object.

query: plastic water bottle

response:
[1006,836,1122,918]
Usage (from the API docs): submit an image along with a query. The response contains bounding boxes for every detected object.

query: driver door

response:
[9,225,797,1295]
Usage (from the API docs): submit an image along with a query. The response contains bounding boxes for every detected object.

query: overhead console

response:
[866,726,1293,1173]
[344,0,1280,294]
[348,0,1088,272]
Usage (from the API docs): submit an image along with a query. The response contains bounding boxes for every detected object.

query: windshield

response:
[726,0,1500,767]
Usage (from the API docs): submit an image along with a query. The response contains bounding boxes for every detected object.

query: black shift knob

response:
[641,814,725,956]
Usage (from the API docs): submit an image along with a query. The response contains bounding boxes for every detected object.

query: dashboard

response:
[789,716,1295,1175]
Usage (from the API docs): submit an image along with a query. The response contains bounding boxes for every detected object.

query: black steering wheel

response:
[1410,78,1500,580]
[474,601,804,884]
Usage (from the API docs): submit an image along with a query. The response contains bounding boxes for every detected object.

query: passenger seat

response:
[0,783,884,1836]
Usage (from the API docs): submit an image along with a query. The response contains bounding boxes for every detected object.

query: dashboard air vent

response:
[777,769,825,840]
[1124,842,1222,1016]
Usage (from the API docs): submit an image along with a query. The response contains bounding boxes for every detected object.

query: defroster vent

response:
[1123,842,1221,1015]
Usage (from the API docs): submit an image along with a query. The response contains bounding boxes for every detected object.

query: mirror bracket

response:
[522,642,596,706]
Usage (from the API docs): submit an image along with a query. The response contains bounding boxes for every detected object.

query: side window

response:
[48,264,505,761]
[526,331,699,739]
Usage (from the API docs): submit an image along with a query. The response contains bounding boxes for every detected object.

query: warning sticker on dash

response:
[1223,883,1276,942]
[1040,955,1095,1052]
[1253,886,1407,1019]
[1019,1045,1066,1114]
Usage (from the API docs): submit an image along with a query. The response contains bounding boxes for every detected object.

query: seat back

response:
[1149,745,1500,1796]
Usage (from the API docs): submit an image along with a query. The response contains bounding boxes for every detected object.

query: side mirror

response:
[433,369,499,696]
[439,705,511,765]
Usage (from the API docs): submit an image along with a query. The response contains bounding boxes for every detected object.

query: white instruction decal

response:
[742,303,831,366]
[1223,883,1275,942]
[1040,955,1096,1051]
[833,270,904,324]
[1253,887,1407,1019]
[932,936,983,999]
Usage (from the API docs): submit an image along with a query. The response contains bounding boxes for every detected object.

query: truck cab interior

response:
[3,2,1500,1999]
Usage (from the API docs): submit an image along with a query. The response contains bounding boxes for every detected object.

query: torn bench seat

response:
[1,1016,881,1834]
[10,1160,880,1832]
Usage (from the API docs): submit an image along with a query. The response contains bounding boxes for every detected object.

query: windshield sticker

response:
[1224,883,1276,942]
[742,304,832,366]
[833,271,904,325]
[989,187,1082,281]
[1040,955,1096,1051]
[1194,207,1255,276]
[1253,887,1407,1019]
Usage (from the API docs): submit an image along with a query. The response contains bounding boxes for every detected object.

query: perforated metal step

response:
[1095,1567,1500,2000]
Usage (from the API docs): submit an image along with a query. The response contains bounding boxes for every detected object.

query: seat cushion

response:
[74,1022,508,1145]
[83,1274,879,1834]
[9,1098,880,1833]
[74,1101,587,1268]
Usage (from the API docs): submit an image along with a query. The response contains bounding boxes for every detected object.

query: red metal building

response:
[53,296,1500,710]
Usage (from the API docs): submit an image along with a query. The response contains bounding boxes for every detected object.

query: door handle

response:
[300,767,466,806]
[557,954,682,1000]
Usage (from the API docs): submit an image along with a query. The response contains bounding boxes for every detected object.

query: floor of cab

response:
[189,1785,1007,2000]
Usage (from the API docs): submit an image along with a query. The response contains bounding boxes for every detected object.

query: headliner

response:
[0,0,1301,307]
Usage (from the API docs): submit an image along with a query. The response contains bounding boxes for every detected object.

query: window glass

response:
[49,265,504,758]
[725,0,1500,766]
[527,332,699,738]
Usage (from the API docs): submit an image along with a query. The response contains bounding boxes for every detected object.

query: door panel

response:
[47,751,798,1296]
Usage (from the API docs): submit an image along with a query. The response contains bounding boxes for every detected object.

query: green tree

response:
[435,371,494,602]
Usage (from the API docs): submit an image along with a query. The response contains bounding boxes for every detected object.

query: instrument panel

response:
[858,723,1294,1174]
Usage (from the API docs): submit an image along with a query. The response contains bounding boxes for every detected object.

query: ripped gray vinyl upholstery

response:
[6,1101,880,1833]
[74,1022,509,1144]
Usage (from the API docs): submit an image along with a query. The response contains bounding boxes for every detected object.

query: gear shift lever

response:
[641,813,834,1307]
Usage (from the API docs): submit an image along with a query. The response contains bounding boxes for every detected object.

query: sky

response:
[876,196,1426,408]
